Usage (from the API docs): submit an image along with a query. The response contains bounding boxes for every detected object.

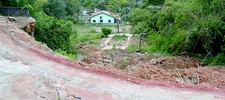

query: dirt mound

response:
[79,47,225,89]
[149,57,200,69]
[129,66,225,88]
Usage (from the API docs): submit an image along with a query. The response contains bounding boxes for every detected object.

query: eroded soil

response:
[1,17,225,99]
[79,39,225,90]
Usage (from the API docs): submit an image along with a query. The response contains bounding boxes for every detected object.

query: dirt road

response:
[0,19,225,100]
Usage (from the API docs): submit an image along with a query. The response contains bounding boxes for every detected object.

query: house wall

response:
[91,13,115,24]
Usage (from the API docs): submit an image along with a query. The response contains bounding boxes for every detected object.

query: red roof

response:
[90,10,121,20]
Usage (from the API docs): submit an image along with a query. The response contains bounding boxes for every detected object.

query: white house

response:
[90,10,120,24]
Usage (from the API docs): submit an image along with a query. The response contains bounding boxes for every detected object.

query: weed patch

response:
[55,49,77,60]
[112,35,127,41]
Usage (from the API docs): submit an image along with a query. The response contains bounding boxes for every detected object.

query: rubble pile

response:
[79,46,225,89]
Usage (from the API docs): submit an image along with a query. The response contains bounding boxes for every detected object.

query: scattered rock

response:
[77,54,86,61]
[126,65,139,71]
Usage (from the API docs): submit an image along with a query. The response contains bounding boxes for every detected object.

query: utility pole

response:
[116,8,120,33]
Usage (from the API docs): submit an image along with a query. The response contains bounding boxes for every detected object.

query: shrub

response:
[120,60,129,69]
[101,27,112,37]
[147,32,171,53]
[210,54,225,66]
[129,0,225,56]
[34,12,76,53]
[55,49,77,60]
[222,36,225,53]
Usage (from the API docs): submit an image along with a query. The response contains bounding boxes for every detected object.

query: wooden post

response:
[117,20,120,33]
[137,33,145,52]
[138,33,142,51]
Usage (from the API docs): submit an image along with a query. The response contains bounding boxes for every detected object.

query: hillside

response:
[0,17,225,99]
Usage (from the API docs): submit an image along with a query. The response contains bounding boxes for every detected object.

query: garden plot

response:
[101,33,133,50]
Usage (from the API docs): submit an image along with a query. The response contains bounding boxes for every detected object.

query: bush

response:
[210,54,225,66]
[101,27,112,37]
[222,36,225,53]
[120,60,129,69]
[129,0,225,56]
[55,49,77,60]
[34,12,76,53]
[147,32,171,53]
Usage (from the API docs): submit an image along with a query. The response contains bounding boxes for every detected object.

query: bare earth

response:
[0,18,225,100]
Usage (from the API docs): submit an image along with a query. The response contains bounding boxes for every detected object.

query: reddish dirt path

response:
[0,19,225,100]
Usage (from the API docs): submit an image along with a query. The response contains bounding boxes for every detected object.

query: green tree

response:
[142,0,165,6]
[129,8,153,33]
[1,0,78,55]
[34,14,76,53]
[68,0,82,22]
[81,0,110,10]
[43,0,82,22]
[129,0,225,56]
[43,0,67,19]
[107,0,129,13]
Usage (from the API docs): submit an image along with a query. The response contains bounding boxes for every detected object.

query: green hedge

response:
[101,27,112,38]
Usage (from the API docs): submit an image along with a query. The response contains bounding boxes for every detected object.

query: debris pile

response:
[79,46,225,89]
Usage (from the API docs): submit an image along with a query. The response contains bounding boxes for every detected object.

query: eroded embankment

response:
[29,47,225,96]
[0,18,225,100]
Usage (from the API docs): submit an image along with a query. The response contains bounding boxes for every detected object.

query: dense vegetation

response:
[129,0,225,65]
[1,0,224,65]
[0,0,134,51]
[0,0,78,58]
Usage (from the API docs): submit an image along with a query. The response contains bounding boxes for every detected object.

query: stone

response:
[126,65,139,71]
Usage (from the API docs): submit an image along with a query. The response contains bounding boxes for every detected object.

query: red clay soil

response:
[150,57,201,69]
[129,65,225,88]
[79,46,225,91]
[128,56,225,89]
[29,48,225,95]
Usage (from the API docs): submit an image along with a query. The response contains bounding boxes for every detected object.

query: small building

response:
[0,7,30,16]
[90,10,120,24]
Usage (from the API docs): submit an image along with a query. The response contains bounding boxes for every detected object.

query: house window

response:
[100,16,102,19]
[93,20,96,23]
[100,20,103,23]
[108,20,111,23]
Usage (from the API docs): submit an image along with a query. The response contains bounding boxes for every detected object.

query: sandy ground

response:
[0,18,225,100]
